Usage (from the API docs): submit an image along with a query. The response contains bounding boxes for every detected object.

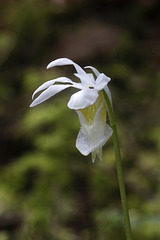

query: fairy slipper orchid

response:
[30,58,113,162]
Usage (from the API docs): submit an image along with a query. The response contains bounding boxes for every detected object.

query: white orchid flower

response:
[30,58,113,162]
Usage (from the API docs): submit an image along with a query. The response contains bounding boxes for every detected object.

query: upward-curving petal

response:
[32,77,74,99]
[85,66,111,87]
[47,58,86,76]
[74,73,96,87]
[67,89,98,110]
[30,84,72,107]
[95,73,111,90]
[84,66,100,77]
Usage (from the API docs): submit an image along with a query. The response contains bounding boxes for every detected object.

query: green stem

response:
[102,90,132,240]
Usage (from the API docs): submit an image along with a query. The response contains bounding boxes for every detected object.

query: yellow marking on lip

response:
[80,92,107,124]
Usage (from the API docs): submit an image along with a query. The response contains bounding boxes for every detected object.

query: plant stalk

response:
[103,90,132,240]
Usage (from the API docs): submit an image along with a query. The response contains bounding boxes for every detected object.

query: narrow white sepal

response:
[30,84,71,107]
[47,58,86,75]
[32,77,73,100]
[84,66,100,77]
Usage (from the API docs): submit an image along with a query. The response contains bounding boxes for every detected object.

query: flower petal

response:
[76,122,113,156]
[85,67,111,89]
[95,73,111,90]
[67,89,98,110]
[76,104,113,156]
[30,84,72,107]
[32,77,74,99]
[74,73,96,87]
[47,58,86,75]
[84,66,100,77]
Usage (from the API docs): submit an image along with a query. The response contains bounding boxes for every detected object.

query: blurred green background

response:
[0,0,160,239]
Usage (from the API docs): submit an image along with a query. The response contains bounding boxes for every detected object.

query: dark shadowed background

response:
[0,0,160,239]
